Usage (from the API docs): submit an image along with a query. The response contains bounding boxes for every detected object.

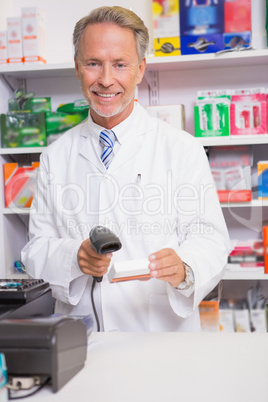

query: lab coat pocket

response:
[149,293,184,332]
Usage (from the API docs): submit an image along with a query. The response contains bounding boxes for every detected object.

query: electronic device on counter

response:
[0,316,88,393]
[0,279,53,320]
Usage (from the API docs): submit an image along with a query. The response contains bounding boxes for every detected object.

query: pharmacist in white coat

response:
[21,6,230,332]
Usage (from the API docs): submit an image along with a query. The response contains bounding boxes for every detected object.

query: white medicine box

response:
[0,31,7,64]
[21,7,46,63]
[7,18,23,63]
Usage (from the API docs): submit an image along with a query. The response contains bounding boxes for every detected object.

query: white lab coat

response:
[21,103,230,332]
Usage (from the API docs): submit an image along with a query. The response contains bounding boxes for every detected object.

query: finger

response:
[150,263,180,279]
[149,248,173,262]
[149,249,177,273]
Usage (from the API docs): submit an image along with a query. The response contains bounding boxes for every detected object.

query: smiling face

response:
[74,23,146,128]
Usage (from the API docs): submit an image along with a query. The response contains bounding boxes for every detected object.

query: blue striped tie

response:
[99,129,116,169]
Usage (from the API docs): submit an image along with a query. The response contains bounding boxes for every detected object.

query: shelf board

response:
[0,147,45,155]
[197,134,268,147]
[1,49,268,79]
[0,62,76,79]
[221,200,268,208]
[223,271,268,280]
[146,48,268,71]
[3,207,30,215]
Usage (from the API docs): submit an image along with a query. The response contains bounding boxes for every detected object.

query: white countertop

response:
[18,331,268,402]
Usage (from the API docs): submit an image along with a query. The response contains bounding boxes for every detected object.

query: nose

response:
[98,64,115,87]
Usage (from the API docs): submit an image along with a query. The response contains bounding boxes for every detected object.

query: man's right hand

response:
[77,239,113,279]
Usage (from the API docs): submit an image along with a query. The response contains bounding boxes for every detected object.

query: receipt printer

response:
[0,316,88,392]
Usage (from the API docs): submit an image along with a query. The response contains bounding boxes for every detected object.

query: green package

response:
[1,112,46,148]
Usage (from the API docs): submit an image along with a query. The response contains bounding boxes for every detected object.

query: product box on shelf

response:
[230,88,267,136]
[152,0,181,56]
[0,354,8,401]
[45,99,88,145]
[21,7,46,64]
[145,104,185,130]
[199,300,220,332]
[8,89,51,114]
[209,145,253,203]
[257,161,268,200]
[7,17,23,63]
[179,0,224,36]
[0,31,8,64]
[0,112,46,148]
[224,0,251,33]
[223,31,251,50]
[4,162,39,208]
[180,33,224,55]
[263,225,268,274]
[227,239,264,272]
[194,90,231,137]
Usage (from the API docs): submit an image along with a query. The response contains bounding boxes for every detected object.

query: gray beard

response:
[81,85,134,118]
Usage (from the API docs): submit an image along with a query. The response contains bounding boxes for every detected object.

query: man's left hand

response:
[148,248,185,288]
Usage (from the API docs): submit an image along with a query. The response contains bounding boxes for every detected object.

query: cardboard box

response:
[223,31,251,50]
[258,161,268,200]
[1,112,46,148]
[21,7,46,64]
[209,145,253,203]
[145,104,185,130]
[4,162,39,208]
[180,0,224,36]
[0,31,8,64]
[199,301,220,332]
[153,37,181,56]
[230,88,267,136]
[7,18,23,64]
[224,0,251,33]
[194,91,231,137]
[152,0,181,56]
[181,33,224,55]
[108,259,150,283]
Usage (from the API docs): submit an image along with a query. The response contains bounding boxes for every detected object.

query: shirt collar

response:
[86,102,139,145]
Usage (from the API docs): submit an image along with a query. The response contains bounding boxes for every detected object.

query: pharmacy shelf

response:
[146,48,268,71]
[3,208,30,215]
[197,135,268,147]
[223,270,268,280]
[0,62,76,79]
[221,200,268,208]
[0,147,44,155]
[1,49,268,79]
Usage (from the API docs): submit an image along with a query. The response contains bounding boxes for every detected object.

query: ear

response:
[74,55,81,80]
[136,58,146,85]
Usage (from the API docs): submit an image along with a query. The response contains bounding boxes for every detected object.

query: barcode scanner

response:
[89,226,122,282]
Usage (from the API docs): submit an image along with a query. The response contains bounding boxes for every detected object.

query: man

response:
[21,6,230,332]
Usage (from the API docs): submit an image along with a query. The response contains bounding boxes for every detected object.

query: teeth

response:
[97,93,116,98]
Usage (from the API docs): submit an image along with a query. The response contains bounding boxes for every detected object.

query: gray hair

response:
[73,6,149,62]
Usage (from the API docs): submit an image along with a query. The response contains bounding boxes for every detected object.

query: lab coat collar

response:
[79,102,153,173]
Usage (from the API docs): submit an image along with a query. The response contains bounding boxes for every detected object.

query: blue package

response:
[179,0,224,35]
[181,33,224,54]
[0,353,7,397]
[258,168,268,199]
[223,32,251,50]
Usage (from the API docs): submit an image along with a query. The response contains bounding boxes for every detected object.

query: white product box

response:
[21,7,46,64]
[145,104,185,130]
[0,31,7,64]
[108,259,150,283]
[7,18,23,63]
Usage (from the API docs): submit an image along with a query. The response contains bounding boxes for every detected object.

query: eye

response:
[115,62,126,69]
[85,61,100,69]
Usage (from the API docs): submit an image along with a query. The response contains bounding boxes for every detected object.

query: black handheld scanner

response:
[89,226,122,282]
